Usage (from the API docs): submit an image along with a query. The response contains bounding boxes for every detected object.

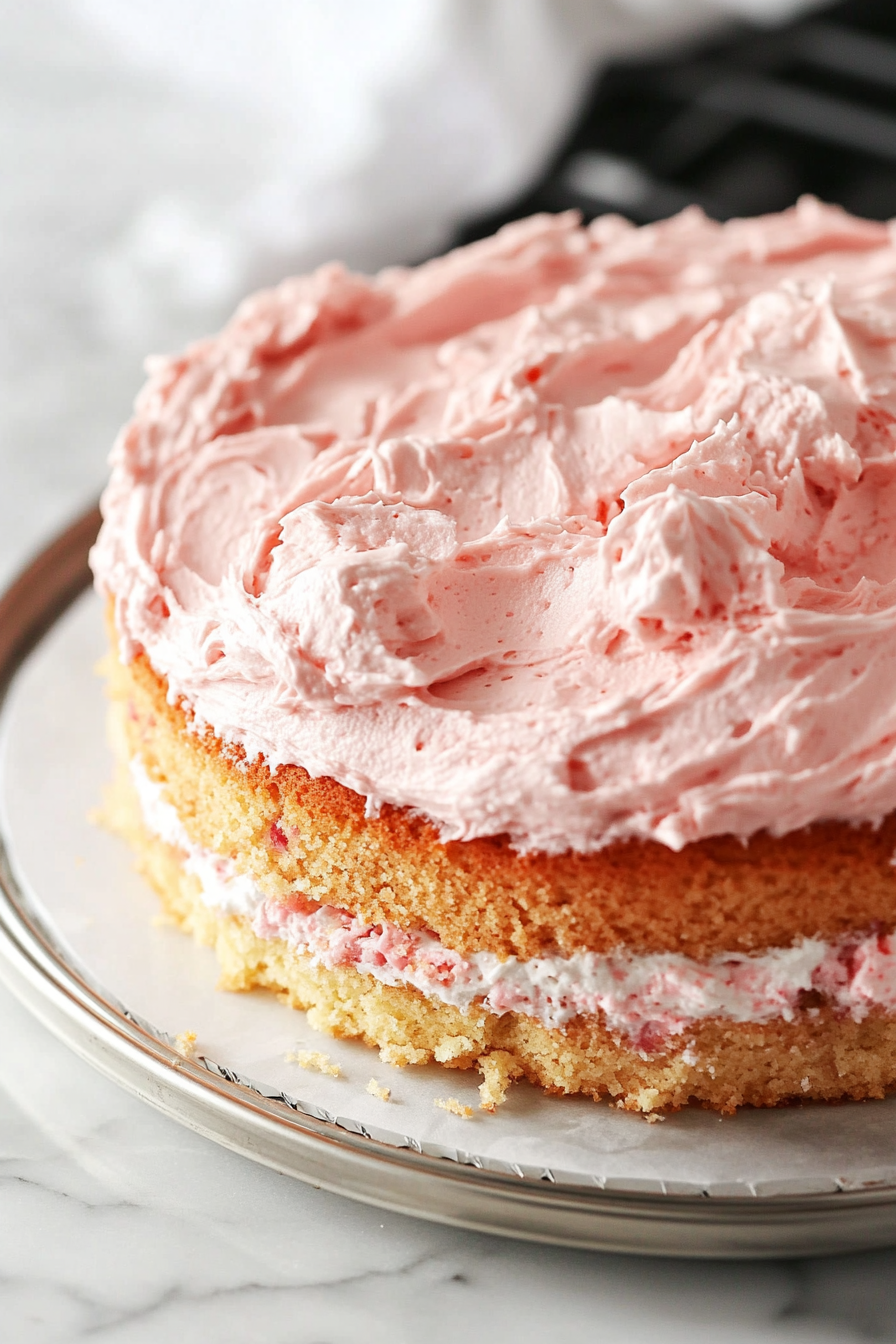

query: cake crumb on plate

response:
[435,1097,473,1119]
[174,1031,196,1059]
[366,1078,391,1102]
[286,1049,341,1077]
[478,1050,523,1112]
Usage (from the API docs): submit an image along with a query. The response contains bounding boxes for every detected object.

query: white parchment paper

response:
[3,590,896,1194]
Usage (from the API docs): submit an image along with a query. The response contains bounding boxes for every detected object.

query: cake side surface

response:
[106,755,896,1114]
[108,621,896,965]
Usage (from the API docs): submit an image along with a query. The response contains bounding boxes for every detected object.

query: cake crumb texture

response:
[366,1079,391,1102]
[286,1049,341,1078]
[435,1098,474,1119]
[174,1031,197,1059]
[478,1051,523,1112]
[108,771,896,1113]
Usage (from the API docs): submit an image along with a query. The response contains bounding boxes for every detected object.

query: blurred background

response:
[3,0,895,588]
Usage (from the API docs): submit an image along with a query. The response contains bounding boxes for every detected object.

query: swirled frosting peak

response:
[92,200,896,852]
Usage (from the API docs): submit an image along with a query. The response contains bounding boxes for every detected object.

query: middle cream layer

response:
[132,759,896,1048]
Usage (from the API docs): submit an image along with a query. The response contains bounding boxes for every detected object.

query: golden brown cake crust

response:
[105,605,896,963]
[107,774,896,1114]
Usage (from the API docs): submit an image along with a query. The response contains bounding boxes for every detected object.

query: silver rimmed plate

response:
[3,509,896,1258]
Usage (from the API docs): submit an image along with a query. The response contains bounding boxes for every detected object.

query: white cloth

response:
[70,0,823,321]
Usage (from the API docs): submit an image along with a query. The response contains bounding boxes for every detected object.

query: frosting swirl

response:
[92,200,896,853]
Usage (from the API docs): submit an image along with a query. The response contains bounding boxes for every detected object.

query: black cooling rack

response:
[459,0,896,238]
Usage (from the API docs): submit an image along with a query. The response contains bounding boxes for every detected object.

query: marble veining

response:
[4,980,896,1343]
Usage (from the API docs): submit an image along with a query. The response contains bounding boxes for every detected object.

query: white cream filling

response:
[130,759,262,917]
[131,758,896,1045]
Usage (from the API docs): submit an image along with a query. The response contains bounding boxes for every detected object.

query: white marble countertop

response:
[4,5,896,1339]
[5,975,895,1344]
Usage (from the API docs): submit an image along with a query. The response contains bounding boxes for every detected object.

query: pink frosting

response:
[92,200,896,853]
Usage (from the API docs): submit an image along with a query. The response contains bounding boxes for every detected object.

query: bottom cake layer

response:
[103,764,896,1113]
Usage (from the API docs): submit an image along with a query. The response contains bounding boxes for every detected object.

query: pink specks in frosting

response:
[269,821,289,852]
[815,929,896,1015]
[253,893,472,990]
[251,892,896,1048]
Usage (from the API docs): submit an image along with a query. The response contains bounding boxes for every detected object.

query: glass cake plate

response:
[4,510,896,1258]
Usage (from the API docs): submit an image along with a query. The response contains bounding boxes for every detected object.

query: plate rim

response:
[4,509,896,1257]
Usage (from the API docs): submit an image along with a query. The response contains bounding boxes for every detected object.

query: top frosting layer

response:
[92,199,896,853]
